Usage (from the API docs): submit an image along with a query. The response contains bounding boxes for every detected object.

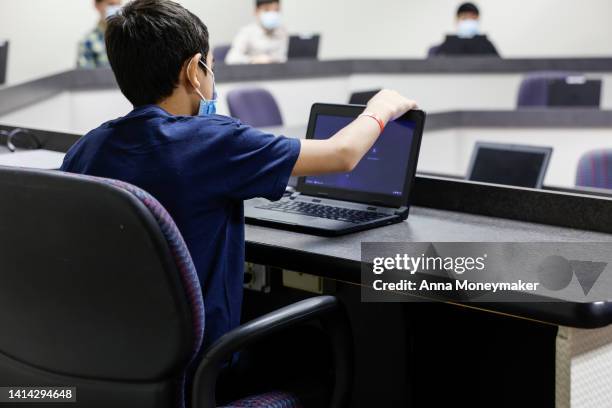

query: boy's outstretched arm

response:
[291,90,418,177]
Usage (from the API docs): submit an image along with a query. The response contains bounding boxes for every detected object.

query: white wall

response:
[1,0,612,85]
[284,0,612,60]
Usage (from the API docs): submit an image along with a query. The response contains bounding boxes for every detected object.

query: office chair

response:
[0,167,353,408]
[427,44,441,58]
[227,88,284,128]
[213,45,231,64]
[349,90,381,106]
[517,71,580,108]
[576,149,612,190]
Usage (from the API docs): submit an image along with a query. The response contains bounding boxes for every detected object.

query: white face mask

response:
[457,19,480,39]
[259,11,281,30]
[105,5,121,19]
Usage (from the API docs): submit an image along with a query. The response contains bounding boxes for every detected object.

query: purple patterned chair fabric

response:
[227,88,284,128]
[576,149,612,189]
[517,71,581,108]
[91,176,299,408]
[222,391,302,408]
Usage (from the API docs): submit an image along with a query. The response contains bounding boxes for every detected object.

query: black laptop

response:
[287,34,320,60]
[0,40,8,86]
[548,78,602,108]
[467,142,553,189]
[436,35,499,57]
[245,103,425,236]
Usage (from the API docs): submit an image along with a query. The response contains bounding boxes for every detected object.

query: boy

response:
[430,2,499,57]
[77,0,123,68]
[61,0,417,349]
[225,0,288,64]
[456,2,482,38]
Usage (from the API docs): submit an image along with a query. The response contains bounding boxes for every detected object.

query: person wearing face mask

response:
[456,2,482,39]
[61,0,417,366]
[429,2,499,57]
[225,0,289,64]
[77,0,122,68]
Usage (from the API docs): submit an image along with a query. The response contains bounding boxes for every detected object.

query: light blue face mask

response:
[259,11,282,31]
[457,19,480,39]
[196,60,218,116]
[105,5,122,19]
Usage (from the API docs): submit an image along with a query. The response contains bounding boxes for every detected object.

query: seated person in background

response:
[77,0,122,68]
[225,0,288,64]
[62,0,416,355]
[429,2,499,57]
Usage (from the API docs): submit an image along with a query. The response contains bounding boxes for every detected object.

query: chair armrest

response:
[192,295,352,408]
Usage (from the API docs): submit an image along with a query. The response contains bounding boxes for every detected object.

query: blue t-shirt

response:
[60,105,301,348]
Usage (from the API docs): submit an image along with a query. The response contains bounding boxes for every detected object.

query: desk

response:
[4,59,612,127]
[2,64,612,407]
[245,199,612,408]
[3,97,612,188]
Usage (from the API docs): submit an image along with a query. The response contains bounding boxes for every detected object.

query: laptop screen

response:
[303,115,416,197]
[547,79,602,108]
[468,144,552,189]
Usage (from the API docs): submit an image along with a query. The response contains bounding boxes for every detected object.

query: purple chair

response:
[427,45,441,58]
[576,149,612,190]
[213,45,231,64]
[227,88,284,128]
[517,71,580,108]
[0,167,353,408]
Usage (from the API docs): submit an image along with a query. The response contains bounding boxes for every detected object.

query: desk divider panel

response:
[412,176,612,235]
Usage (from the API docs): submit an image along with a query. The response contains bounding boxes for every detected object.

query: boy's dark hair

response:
[256,0,280,7]
[457,2,479,16]
[105,0,209,107]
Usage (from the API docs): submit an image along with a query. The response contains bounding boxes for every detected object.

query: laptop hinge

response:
[394,206,409,216]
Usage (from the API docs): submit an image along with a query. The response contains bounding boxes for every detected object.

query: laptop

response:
[287,34,320,60]
[436,35,499,57]
[467,142,553,189]
[245,103,426,236]
[0,40,8,86]
[548,78,602,108]
[349,90,381,105]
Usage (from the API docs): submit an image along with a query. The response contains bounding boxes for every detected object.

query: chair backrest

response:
[349,89,381,105]
[427,44,441,58]
[227,88,284,128]
[517,71,580,108]
[0,167,204,408]
[576,149,612,189]
[213,45,231,64]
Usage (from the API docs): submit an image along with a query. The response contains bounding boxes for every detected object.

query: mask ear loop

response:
[198,60,218,103]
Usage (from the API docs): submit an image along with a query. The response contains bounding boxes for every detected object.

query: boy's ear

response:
[185,53,203,91]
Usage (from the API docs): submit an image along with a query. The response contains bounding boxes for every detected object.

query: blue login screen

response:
[304,115,415,196]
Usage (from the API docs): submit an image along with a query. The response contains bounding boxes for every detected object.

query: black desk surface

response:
[245,201,612,329]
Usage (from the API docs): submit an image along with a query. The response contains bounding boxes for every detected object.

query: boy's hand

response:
[252,55,273,64]
[365,90,418,124]
[291,90,419,177]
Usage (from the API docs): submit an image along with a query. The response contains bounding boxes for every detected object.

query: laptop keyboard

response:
[256,201,389,224]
